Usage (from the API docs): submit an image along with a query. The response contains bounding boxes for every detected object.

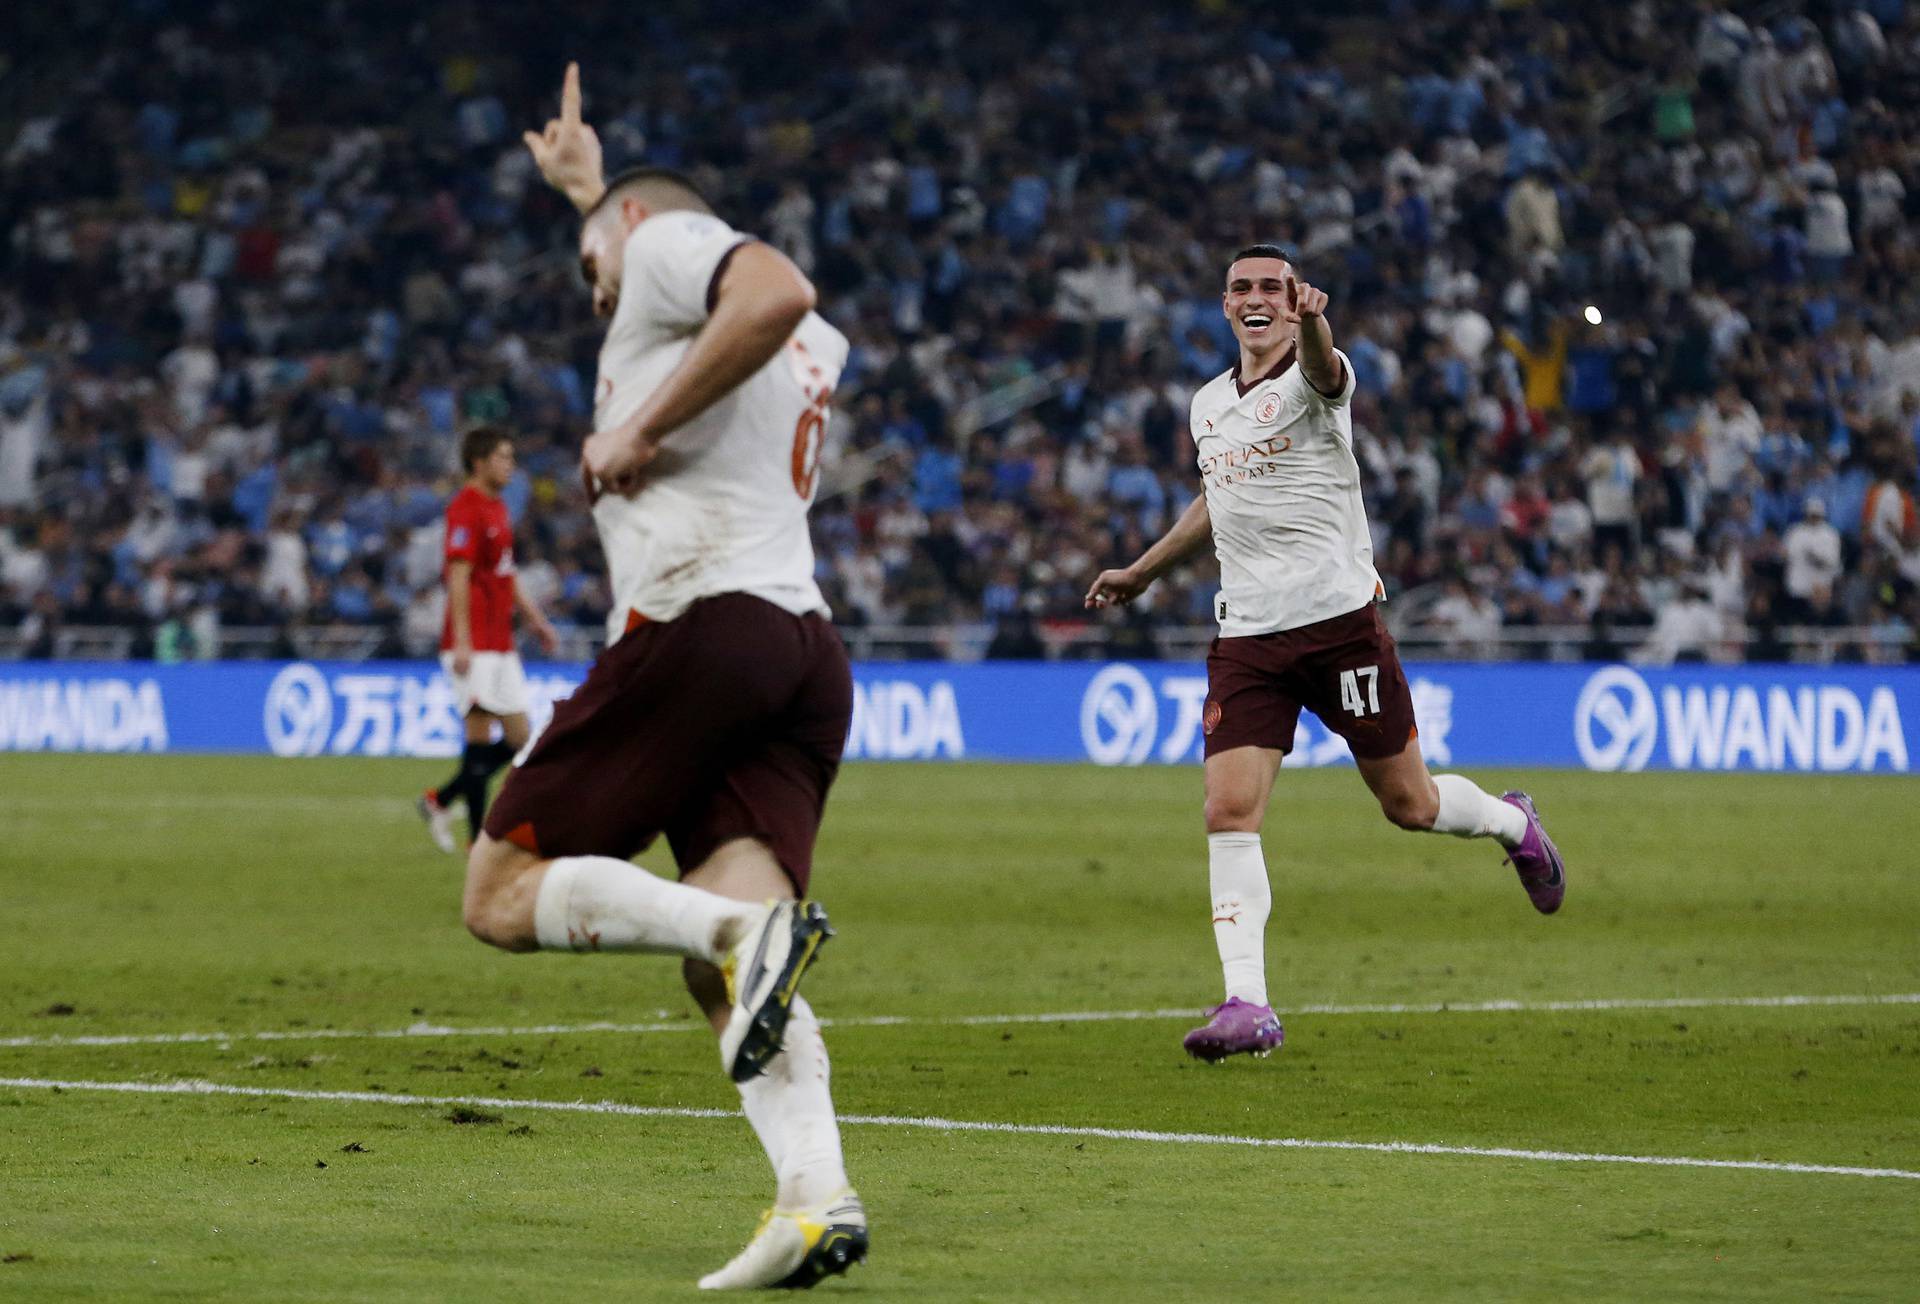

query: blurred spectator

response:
[1429,575,1503,658]
[1783,498,1845,616]
[0,0,1915,665]
[985,609,1047,660]
[1583,429,1643,560]
[1640,578,1727,664]
[1505,168,1564,267]
[1805,175,1854,281]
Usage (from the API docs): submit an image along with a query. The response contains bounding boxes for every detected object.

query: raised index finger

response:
[561,61,583,124]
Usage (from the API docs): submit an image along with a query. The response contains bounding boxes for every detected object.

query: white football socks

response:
[737,996,848,1211]
[530,861,846,1208]
[1207,831,1272,1007]
[736,1070,788,1178]
[1431,775,1528,847]
[531,856,761,963]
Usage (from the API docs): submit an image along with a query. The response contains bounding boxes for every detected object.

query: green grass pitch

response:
[2,754,1917,1301]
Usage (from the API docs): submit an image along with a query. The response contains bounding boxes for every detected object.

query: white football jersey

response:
[591,210,846,638]
[1190,347,1383,636]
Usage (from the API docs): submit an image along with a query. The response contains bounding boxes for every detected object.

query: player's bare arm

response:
[1281,271,1344,398]
[1085,494,1213,608]
[446,558,474,676]
[514,583,560,656]
[583,242,817,495]
[523,62,606,213]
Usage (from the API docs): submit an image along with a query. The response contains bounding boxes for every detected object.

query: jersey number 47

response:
[1340,666,1382,717]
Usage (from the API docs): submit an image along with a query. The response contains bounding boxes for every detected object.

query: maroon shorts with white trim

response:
[1202,603,1418,761]
[483,593,852,894]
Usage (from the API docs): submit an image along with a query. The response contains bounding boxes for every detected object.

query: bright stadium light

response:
[1583,305,1603,325]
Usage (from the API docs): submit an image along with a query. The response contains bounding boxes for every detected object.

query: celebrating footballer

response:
[1087,247,1569,1062]
[453,63,867,1290]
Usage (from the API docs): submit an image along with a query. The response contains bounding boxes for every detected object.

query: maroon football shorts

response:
[483,593,852,894]
[1203,603,1418,761]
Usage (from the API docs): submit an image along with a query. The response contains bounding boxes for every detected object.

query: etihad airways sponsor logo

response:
[1199,436,1294,489]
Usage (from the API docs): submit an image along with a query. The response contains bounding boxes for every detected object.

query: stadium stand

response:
[2,0,1918,664]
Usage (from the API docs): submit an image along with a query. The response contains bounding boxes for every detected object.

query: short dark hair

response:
[586,165,713,220]
[460,426,511,472]
[1225,244,1290,285]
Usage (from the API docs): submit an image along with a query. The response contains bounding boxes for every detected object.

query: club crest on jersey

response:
[449,526,469,547]
[1254,392,1282,424]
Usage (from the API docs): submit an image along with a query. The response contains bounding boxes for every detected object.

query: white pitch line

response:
[2,1075,1915,1183]
[2,992,1916,1052]
[0,1019,704,1050]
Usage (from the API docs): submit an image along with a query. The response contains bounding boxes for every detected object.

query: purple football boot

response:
[1182,997,1285,1062]
[1500,790,1566,915]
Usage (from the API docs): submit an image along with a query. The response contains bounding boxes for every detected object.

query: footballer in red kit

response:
[440,484,516,657]
[416,426,558,852]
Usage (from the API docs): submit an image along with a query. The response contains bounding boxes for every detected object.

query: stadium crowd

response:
[2,0,1920,663]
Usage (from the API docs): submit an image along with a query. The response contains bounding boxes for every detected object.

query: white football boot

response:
[718,900,834,1083]
[416,790,458,854]
[697,1191,867,1291]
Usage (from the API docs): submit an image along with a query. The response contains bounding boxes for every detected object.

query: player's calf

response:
[1200,760,1272,833]
[462,835,546,951]
[461,836,767,960]
[1375,780,1439,831]
[1354,743,1441,830]
[684,957,732,1034]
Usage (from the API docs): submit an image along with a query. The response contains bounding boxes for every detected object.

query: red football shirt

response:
[440,485,517,652]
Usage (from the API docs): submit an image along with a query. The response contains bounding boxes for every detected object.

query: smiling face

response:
[1223,255,1293,358]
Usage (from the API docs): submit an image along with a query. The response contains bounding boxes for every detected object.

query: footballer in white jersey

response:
[589,207,847,636]
[457,64,867,1293]
[1088,244,1568,1064]
[1187,335,1381,639]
